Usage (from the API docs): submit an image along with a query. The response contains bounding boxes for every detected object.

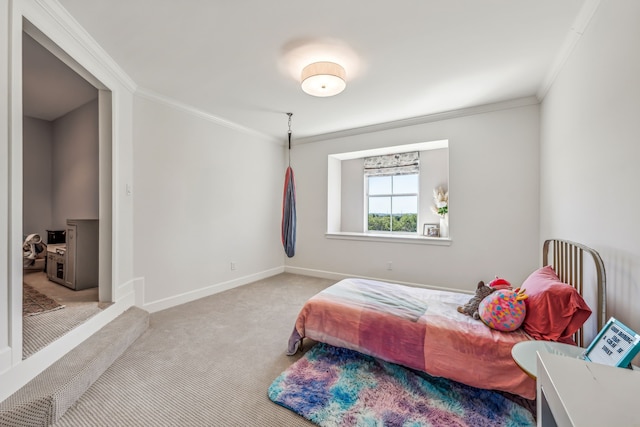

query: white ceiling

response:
[50,0,587,141]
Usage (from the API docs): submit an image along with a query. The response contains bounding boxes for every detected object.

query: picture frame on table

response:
[423,223,440,237]
[583,317,640,368]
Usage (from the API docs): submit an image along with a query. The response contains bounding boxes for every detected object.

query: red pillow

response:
[522,266,592,343]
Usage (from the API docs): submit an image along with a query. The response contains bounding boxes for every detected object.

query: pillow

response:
[522,266,592,343]
[478,288,527,332]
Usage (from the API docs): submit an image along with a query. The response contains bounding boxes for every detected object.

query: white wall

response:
[340,158,363,232]
[23,116,53,238]
[540,0,640,333]
[132,95,285,309]
[286,103,541,291]
[51,99,99,228]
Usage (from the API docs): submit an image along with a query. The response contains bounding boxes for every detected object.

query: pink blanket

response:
[288,278,536,399]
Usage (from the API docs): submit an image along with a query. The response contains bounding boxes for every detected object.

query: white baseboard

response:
[283,266,470,294]
[140,267,285,313]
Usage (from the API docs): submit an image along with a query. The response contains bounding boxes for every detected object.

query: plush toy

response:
[457,281,496,320]
[488,276,512,290]
[478,287,528,332]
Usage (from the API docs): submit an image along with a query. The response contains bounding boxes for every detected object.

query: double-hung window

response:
[364,152,419,233]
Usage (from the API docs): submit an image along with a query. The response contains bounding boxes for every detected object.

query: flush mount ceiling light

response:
[300,61,346,97]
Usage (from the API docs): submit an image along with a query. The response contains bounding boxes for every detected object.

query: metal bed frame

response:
[542,239,607,347]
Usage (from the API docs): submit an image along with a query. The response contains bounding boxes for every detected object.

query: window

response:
[364,151,419,233]
[326,140,449,243]
[367,174,418,232]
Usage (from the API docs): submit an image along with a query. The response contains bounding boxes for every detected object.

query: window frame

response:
[326,139,450,245]
[365,173,419,234]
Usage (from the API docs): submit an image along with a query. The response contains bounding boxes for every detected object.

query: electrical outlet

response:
[387,261,393,271]
[231,262,237,271]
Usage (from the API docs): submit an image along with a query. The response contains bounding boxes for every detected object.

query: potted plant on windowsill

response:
[431,187,449,238]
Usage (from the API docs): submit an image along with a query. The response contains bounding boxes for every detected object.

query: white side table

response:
[537,351,640,426]
[511,340,585,379]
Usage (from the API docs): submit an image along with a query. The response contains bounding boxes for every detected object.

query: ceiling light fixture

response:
[300,61,346,97]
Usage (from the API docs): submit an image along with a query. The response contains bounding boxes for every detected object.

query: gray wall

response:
[22,116,53,239]
[52,99,99,228]
[22,99,99,241]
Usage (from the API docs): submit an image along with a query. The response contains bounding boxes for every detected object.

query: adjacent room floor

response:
[22,270,104,358]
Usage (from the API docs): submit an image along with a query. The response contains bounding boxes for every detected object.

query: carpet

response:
[23,283,65,316]
[269,343,535,427]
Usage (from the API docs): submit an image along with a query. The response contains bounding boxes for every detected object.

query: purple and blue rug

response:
[269,343,535,427]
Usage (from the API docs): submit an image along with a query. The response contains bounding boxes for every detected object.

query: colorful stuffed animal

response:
[488,276,512,290]
[478,287,528,332]
[457,281,496,320]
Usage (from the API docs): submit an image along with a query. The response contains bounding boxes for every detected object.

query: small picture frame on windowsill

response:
[423,223,440,238]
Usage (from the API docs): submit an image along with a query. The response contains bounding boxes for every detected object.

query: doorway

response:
[20,25,113,358]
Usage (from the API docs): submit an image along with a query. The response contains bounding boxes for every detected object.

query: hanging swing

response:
[281,113,296,258]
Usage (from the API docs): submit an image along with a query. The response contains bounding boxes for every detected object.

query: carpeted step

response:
[0,306,149,427]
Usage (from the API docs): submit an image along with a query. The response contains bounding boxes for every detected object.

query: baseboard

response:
[140,267,285,313]
[283,266,470,294]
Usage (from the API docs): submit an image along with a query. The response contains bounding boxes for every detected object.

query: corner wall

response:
[132,95,285,310]
[540,0,640,333]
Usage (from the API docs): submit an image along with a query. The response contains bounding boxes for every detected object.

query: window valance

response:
[363,151,419,176]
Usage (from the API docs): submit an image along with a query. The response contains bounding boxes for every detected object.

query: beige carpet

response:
[54,273,335,426]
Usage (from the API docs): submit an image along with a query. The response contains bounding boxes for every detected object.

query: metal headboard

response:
[543,239,607,347]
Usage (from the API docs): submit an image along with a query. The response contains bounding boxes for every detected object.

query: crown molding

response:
[135,87,280,144]
[32,0,137,93]
[293,96,540,145]
[537,0,602,100]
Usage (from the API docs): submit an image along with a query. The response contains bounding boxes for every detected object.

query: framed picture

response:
[423,223,440,237]
[583,317,640,368]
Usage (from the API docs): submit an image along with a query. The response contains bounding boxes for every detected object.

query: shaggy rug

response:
[23,283,65,316]
[269,343,535,427]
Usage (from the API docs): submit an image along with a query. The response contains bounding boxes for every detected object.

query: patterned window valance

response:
[363,151,419,176]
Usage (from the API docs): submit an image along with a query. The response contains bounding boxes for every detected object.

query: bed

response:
[287,239,607,400]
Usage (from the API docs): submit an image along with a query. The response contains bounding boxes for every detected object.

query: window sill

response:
[325,232,452,246]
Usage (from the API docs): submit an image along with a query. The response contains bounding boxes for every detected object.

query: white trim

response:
[0,348,11,375]
[132,277,145,308]
[135,87,280,145]
[31,0,137,92]
[4,0,132,389]
[0,0,9,377]
[325,232,451,246]
[294,96,539,145]
[537,0,602,100]
[9,0,25,369]
[284,266,470,295]
[330,140,448,161]
[116,277,136,302]
[140,267,285,313]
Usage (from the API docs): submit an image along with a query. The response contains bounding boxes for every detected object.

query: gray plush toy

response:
[457,281,496,320]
